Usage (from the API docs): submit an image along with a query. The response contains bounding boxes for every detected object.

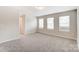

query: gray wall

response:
[37,10,77,40]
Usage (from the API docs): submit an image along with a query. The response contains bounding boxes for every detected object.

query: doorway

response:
[19,15,25,35]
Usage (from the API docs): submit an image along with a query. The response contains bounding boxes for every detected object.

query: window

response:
[39,18,44,29]
[59,16,70,32]
[47,17,54,29]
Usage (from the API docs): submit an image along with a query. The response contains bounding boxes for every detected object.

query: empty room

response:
[0,6,79,52]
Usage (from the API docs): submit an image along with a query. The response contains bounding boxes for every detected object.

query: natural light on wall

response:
[59,16,70,32]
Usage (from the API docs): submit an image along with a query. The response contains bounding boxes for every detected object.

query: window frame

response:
[38,18,44,29]
[59,16,70,32]
[47,17,54,30]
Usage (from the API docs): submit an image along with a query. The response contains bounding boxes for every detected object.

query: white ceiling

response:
[25,6,77,16]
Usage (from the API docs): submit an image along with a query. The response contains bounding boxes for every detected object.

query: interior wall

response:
[77,7,79,48]
[25,13,37,34]
[0,6,37,43]
[19,7,37,34]
[37,10,77,40]
[0,7,20,43]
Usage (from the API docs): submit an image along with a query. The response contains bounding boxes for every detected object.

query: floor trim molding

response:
[0,36,20,44]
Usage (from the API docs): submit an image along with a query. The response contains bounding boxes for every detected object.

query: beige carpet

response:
[0,33,78,52]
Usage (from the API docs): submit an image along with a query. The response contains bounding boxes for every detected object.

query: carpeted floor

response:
[0,33,78,52]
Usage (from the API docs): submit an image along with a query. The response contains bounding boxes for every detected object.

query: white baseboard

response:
[0,35,20,44]
[38,32,76,40]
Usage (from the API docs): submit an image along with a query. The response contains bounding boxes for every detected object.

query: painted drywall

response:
[19,7,37,34]
[25,13,37,34]
[77,7,79,48]
[0,6,37,43]
[37,10,77,40]
[0,7,20,43]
